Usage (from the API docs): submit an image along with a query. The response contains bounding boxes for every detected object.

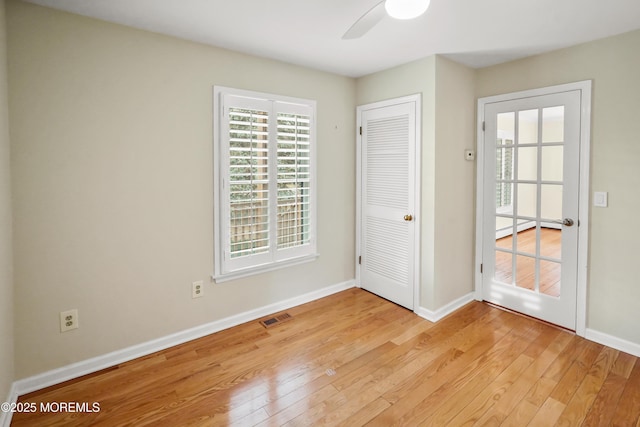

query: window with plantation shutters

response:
[213,87,317,281]
[496,131,514,212]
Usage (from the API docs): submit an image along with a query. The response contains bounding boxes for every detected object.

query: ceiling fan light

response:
[385,0,431,20]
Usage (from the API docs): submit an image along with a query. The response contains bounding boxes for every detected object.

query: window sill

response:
[212,253,320,284]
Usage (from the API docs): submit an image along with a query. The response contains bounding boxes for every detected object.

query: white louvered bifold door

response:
[360,101,417,309]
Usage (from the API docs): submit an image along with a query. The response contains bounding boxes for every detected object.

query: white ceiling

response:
[23,0,640,77]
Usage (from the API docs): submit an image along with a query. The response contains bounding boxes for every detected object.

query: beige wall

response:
[7,0,356,378]
[432,57,476,309]
[356,55,476,311]
[0,0,15,401]
[477,29,640,344]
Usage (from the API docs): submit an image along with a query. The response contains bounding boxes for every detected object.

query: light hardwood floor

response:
[12,288,640,426]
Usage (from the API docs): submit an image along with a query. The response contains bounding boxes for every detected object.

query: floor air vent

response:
[259,313,292,328]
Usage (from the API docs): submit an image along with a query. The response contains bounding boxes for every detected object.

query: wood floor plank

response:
[612,351,637,379]
[445,353,533,426]
[528,397,566,426]
[582,371,628,427]
[524,376,558,407]
[389,317,435,345]
[388,317,540,426]
[337,397,391,427]
[543,334,593,382]
[556,346,620,426]
[610,359,640,427]
[472,328,572,426]
[412,330,537,425]
[498,399,540,427]
[549,339,603,404]
[366,310,517,424]
[333,303,499,394]
[10,289,640,426]
[255,383,339,427]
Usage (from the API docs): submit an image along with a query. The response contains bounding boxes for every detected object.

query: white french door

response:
[357,95,420,310]
[478,83,591,331]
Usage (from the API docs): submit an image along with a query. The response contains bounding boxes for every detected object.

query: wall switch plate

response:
[60,309,79,332]
[192,281,204,299]
[593,191,608,207]
[464,149,475,161]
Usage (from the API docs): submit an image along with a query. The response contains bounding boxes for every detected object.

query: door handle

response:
[404,214,413,221]
[550,218,574,227]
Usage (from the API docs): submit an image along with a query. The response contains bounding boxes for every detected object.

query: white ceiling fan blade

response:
[342,1,386,40]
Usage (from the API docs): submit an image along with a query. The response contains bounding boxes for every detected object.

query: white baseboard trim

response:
[495,220,536,240]
[585,328,640,358]
[11,280,355,398]
[414,292,476,323]
[1,383,18,427]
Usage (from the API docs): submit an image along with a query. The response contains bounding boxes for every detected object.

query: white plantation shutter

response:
[228,108,270,258]
[214,88,317,281]
[277,110,311,250]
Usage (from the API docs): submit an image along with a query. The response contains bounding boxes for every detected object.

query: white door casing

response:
[356,95,421,310]
[475,81,592,334]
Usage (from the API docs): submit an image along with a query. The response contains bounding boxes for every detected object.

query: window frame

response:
[213,86,318,282]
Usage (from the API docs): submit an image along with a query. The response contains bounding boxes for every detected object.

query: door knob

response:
[404,214,413,221]
[551,218,574,226]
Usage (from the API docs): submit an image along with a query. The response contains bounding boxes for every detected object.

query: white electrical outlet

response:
[60,309,79,332]
[192,281,204,299]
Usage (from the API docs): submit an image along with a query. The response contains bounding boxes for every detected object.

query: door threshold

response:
[483,301,575,334]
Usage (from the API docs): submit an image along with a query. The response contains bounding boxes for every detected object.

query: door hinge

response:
[358,255,362,265]
[480,263,483,273]
[359,126,362,135]
[482,121,485,131]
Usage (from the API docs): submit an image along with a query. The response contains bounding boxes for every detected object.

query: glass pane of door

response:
[493,105,565,297]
